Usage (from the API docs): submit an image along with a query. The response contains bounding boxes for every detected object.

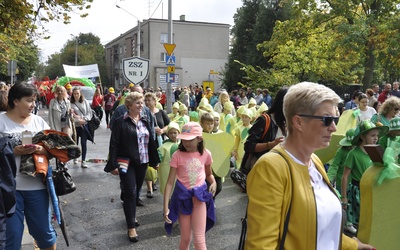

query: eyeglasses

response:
[395,108,399,111]
[298,114,339,127]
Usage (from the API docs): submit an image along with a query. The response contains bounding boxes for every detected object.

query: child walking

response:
[163,122,217,250]
[341,120,388,233]
[158,122,181,195]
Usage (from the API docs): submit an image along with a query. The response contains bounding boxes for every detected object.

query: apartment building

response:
[105,16,230,90]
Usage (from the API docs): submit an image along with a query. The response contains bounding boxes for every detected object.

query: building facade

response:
[105,17,230,91]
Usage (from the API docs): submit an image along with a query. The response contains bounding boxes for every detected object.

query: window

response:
[161,52,167,62]
[160,33,168,43]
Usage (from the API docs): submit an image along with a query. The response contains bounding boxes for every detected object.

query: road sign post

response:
[163,43,176,113]
[121,57,149,85]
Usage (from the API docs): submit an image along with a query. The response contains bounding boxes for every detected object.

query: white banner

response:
[63,64,100,78]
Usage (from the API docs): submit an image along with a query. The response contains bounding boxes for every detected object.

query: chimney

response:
[180,15,185,21]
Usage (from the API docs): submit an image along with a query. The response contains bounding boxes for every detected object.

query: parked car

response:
[79,86,95,107]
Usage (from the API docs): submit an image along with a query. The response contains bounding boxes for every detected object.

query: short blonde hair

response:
[283,82,340,133]
[125,92,143,109]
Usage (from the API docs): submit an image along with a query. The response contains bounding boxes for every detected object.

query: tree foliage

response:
[43,33,108,85]
[223,0,292,91]
[0,0,92,82]
[226,0,400,92]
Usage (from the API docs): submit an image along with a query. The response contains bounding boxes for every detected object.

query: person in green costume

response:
[158,122,180,195]
[327,128,355,194]
[341,120,388,234]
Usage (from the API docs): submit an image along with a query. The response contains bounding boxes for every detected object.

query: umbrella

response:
[46,166,70,246]
[82,124,95,143]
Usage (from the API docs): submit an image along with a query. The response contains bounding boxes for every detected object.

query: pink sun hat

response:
[177,122,203,140]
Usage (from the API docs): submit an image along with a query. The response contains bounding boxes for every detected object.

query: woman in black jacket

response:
[241,87,288,174]
[104,92,160,243]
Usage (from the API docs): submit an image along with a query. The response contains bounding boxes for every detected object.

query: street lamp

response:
[116,5,141,57]
[70,34,78,66]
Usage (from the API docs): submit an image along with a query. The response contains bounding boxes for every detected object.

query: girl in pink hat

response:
[163,122,216,249]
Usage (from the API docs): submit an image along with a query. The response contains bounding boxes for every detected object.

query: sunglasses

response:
[298,114,339,127]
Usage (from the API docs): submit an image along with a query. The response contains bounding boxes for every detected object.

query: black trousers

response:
[119,163,148,229]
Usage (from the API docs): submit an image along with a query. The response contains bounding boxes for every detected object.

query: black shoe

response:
[147,190,153,198]
[136,198,144,206]
[135,219,140,227]
[152,183,157,191]
[128,230,139,243]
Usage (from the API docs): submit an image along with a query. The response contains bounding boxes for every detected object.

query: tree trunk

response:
[362,42,375,87]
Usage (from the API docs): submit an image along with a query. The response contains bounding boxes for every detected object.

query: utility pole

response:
[70,34,78,66]
[166,0,173,113]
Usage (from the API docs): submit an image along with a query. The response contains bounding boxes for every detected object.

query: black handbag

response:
[52,161,76,196]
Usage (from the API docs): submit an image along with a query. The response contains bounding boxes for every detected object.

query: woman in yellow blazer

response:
[245,82,374,250]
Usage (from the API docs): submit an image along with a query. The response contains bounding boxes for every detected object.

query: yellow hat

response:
[237,106,247,115]
[108,87,115,93]
[212,111,220,119]
[223,101,234,111]
[65,83,72,90]
[166,121,181,134]
[241,108,253,119]
[179,104,188,111]
[129,83,135,88]
[249,98,257,105]
[250,107,257,118]
[198,97,209,108]
[172,102,180,109]
[258,102,268,115]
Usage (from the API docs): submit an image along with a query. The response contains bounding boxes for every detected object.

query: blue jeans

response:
[5,190,57,250]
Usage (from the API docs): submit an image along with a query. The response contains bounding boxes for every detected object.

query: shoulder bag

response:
[238,151,292,250]
[74,103,100,130]
[52,161,76,196]
[231,114,270,192]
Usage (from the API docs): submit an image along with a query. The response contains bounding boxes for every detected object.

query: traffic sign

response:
[121,57,149,84]
[166,56,176,66]
[167,73,175,83]
[167,66,175,73]
[163,43,176,55]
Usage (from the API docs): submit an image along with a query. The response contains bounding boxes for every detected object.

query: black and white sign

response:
[122,57,149,84]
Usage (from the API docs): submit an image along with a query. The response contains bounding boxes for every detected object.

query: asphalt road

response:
[39,109,248,250]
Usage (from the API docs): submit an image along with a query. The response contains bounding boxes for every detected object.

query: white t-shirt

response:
[359,106,377,122]
[0,113,50,190]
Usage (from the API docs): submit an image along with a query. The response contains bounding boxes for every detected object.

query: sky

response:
[37,0,243,62]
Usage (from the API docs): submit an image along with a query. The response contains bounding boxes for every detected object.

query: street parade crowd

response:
[2,79,400,249]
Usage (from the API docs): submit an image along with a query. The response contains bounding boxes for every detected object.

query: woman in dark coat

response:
[104,92,160,243]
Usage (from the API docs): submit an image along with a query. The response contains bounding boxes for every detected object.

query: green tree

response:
[223,0,293,91]
[224,0,261,91]
[44,33,109,84]
[0,0,92,64]
[295,0,400,85]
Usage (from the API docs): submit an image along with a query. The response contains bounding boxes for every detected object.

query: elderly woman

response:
[48,85,72,135]
[370,96,400,126]
[105,92,160,242]
[245,82,374,250]
[0,83,57,250]
[214,91,236,116]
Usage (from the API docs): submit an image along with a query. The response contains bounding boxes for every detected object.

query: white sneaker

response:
[81,162,88,168]
[345,224,357,234]
[73,159,78,164]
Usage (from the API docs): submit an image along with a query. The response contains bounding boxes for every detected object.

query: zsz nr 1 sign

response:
[122,57,149,84]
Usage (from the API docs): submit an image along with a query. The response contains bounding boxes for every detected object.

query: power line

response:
[150,0,163,19]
